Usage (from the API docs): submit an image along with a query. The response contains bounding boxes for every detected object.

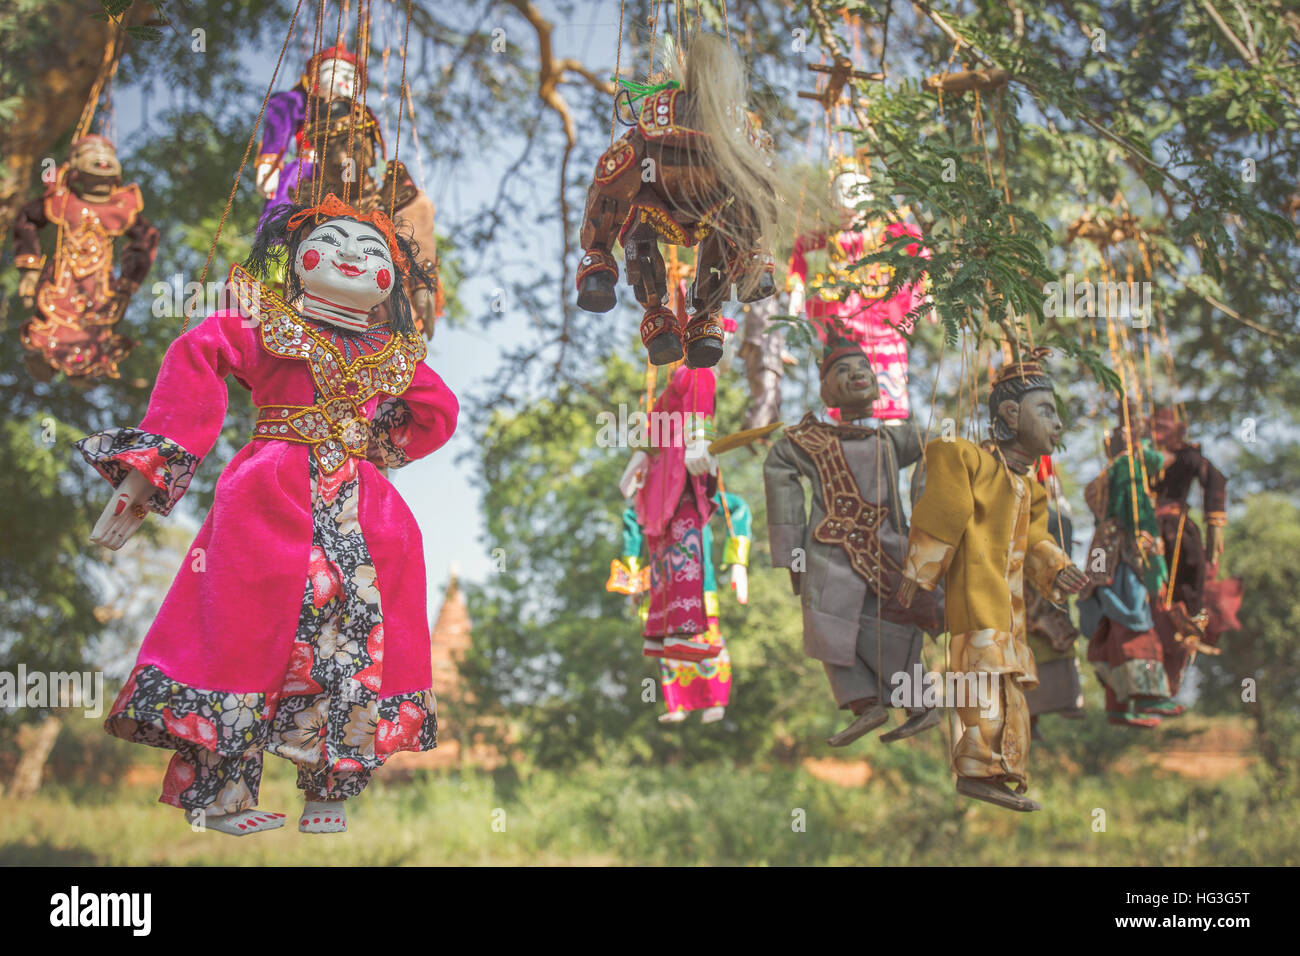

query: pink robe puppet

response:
[787,221,929,420]
[76,211,456,825]
[632,365,719,660]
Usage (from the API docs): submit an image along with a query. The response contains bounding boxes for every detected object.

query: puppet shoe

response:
[700,706,726,724]
[663,636,722,661]
[1135,697,1186,718]
[827,702,889,747]
[683,314,725,369]
[1107,708,1162,728]
[299,800,348,834]
[879,708,940,743]
[658,710,687,724]
[576,253,618,312]
[640,307,683,366]
[642,639,666,658]
[956,777,1041,813]
[187,808,286,836]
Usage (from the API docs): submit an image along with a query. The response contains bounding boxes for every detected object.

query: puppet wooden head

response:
[989,349,1061,460]
[66,135,123,201]
[819,332,878,419]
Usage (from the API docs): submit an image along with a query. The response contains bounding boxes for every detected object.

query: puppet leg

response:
[684,231,729,368]
[163,745,286,835]
[623,219,681,365]
[577,139,640,313]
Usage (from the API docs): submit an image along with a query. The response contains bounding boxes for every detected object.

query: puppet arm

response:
[366,361,459,469]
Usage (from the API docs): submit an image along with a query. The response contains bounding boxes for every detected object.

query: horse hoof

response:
[646,333,684,366]
[577,273,617,313]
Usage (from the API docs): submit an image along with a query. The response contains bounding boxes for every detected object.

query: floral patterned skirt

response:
[107,456,437,814]
[643,492,707,639]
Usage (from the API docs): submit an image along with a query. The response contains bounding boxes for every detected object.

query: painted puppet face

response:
[315,58,357,101]
[820,352,879,410]
[1003,389,1063,458]
[294,218,395,319]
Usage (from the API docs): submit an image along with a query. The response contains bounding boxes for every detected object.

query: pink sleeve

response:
[367,361,459,468]
[75,310,257,515]
[787,235,810,286]
[669,365,715,417]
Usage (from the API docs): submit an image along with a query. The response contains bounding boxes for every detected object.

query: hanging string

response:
[609,0,627,144]
[387,0,412,221]
[182,0,309,332]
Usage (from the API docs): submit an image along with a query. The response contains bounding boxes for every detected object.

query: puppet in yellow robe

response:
[897,350,1087,812]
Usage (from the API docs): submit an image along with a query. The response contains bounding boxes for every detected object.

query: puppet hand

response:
[256,162,280,200]
[684,439,717,477]
[1207,525,1225,565]
[789,569,803,596]
[731,565,749,605]
[18,271,39,307]
[895,577,919,608]
[1055,565,1089,595]
[618,451,649,499]
[90,469,156,552]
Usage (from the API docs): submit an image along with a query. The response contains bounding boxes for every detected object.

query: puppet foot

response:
[700,706,726,724]
[734,253,776,303]
[640,307,683,365]
[1106,707,1162,728]
[956,777,1041,813]
[186,808,286,836]
[658,710,687,724]
[663,635,722,661]
[299,799,348,834]
[683,313,724,369]
[1135,696,1186,717]
[827,701,888,747]
[879,708,940,743]
[576,252,618,312]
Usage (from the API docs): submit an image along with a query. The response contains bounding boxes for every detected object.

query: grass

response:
[2,732,1296,865]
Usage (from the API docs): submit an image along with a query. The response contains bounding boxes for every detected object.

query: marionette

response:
[786,158,930,420]
[898,349,1088,812]
[609,491,751,723]
[576,33,791,369]
[1079,415,1180,727]
[262,99,442,338]
[1147,406,1243,690]
[1023,468,1086,740]
[12,135,159,382]
[618,364,721,661]
[254,46,370,206]
[75,193,457,836]
[764,332,943,748]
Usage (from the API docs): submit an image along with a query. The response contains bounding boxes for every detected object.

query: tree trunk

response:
[7,715,62,799]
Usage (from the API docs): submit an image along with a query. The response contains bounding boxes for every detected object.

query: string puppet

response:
[898,350,1088,812]
[764,333,943,749]
[617,364,721,662]
[12,135,159,383]
[1148,406,1243,685]
[610,490,752,724]
[76,194,457,836]
[786,158,930,421]
[577,33,795,369]
[1079,412,1177,727]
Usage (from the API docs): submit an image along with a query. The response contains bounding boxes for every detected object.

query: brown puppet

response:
[576,33,792,369]
[12,135,159,383]
[1148,406,1243,690]
[897,350,1088,812]
[764,332,943,749]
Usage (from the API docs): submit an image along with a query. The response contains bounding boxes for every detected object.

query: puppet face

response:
[1000,389,1062,458]
[315,58,357,101]
[294,218,395,319]
[832,171,873,223]
[820,353,879,410]
[68,139,122,198]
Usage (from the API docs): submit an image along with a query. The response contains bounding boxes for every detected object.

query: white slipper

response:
[299,799,348,834]
[658,710,687,724]
[186,808,286,836]
[700,706,725,724]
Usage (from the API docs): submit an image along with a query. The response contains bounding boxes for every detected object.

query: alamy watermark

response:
[890,664,1002,718]
[0,665,104,718]
[1043,274,1152,325]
